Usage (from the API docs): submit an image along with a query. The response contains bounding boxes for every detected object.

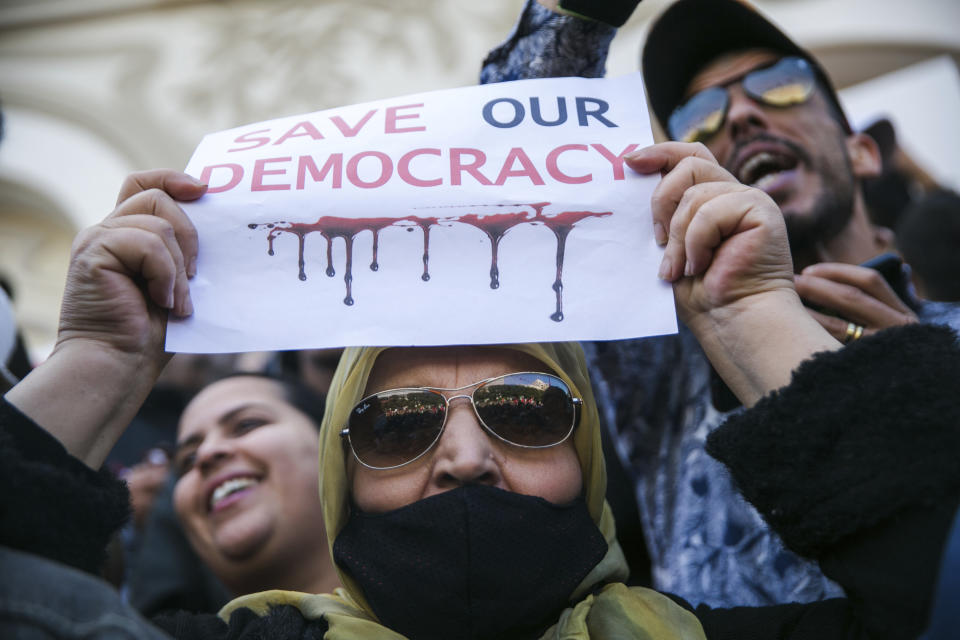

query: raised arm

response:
[631,141,960,639]
[626,142,841,406]
[480,0,626,84]
[4,170,205,468]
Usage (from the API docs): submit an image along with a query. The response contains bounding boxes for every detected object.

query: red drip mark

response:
[405,217,442,282]
[458,211,534,289]
[342,234,354,305]
[324,236,336,277]
[248,202,610,320]
[297,233,307,281]
[370,229,381,272]
[261,222,287,257]
[531,207,612,321]
[249,216,403,304]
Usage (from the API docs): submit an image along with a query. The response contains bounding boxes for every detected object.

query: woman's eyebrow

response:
[365,379,429,394]
[174,433,202,458]
[174,403,272,453]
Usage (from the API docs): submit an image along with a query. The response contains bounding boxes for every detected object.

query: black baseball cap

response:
[641,0,851,136]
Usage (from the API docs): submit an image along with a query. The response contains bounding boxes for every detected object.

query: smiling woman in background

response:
[170,374,339,599]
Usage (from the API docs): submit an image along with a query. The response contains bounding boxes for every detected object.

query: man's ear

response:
[846,132,882,179]
[871,224,896,254]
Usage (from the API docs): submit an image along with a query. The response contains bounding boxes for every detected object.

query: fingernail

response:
[653,221,667,246]
[165,290,175,309]
[183,294,194,317]
[187,174,206,187]
[188,257,197,278]
[658,256,672,280]
[684,259,695,276]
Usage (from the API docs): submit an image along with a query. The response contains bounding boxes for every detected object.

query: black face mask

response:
[333,484,607,640]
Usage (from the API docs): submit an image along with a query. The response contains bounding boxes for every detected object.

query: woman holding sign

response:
[1,144,957,639]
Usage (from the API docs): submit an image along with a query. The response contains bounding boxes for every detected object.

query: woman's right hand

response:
[6,170,205,467]
[55,170,204,366]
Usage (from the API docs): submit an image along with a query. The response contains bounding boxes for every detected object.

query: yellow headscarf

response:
[221,342,705,640]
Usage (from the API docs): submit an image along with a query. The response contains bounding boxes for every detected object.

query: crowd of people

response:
[1,0,959,638]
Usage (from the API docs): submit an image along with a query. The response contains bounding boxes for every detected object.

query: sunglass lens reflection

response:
[669,86,728,143]
[349,390,446,468]
[474,374,574,446]
[743,57,815,107]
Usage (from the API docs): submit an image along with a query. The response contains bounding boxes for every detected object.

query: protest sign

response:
[166,73,675,353]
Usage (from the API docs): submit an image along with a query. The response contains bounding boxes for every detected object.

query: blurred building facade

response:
[1,0,958,359]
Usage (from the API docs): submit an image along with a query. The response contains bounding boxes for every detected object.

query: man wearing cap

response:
[482,0,960,608]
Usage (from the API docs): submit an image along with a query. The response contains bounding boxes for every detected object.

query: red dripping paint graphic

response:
[248,203,611,321]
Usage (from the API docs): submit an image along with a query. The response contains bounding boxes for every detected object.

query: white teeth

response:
[737,150,798,188]
[738,152,777,184]
[752,171,783,190]
[210,477,258,509]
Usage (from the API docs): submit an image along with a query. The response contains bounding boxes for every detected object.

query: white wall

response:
[840,56,960,192]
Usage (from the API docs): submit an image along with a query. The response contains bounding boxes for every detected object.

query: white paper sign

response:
[166,73,676,353]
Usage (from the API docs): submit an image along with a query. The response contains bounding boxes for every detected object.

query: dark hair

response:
[896,189,960,302]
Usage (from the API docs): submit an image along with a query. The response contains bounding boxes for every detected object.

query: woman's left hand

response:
[626,142,840,406]
[625,142,794,323]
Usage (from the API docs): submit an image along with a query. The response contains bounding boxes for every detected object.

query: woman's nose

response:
[194,434,233,474]
[430,399,502,490]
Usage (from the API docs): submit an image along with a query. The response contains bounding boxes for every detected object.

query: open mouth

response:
[209,476,260,511]
[736,150,800,190]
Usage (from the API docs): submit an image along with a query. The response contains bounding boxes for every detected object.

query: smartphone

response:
[860,252,917,310]
[802,252,917,316]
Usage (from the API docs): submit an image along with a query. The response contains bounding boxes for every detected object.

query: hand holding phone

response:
[859,252,918,310]
[794,257,918,343]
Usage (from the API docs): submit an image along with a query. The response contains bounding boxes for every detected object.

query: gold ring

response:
[844,322,865,343]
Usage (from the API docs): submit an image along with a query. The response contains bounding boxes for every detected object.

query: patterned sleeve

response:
[480,0,616,84]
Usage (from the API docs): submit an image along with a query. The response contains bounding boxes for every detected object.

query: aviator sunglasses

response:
[340,371,581,470]
[668,56,817,144]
